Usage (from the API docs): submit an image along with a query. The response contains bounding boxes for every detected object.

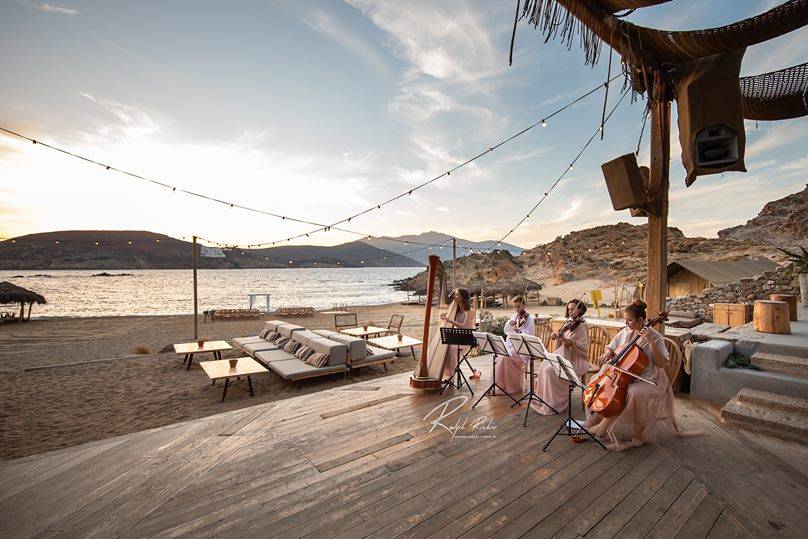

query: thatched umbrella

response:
[0,281,46,322]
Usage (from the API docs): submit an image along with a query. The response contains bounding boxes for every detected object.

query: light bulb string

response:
[496,87,631,245]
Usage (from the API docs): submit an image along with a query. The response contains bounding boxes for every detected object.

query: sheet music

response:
[544,353,583,388]
[473,331,509,356]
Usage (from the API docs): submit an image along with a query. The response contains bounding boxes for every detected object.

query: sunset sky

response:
[1,0,806,248]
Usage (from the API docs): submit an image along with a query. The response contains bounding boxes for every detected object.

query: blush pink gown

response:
[442,309,476,378]
[532,320,590,415]
[585,326,680,451]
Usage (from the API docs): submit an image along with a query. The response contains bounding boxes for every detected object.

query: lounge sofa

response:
[231,320,397,383]
[312,329,396,372]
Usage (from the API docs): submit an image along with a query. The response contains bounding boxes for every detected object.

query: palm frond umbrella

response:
[0,281,46,322]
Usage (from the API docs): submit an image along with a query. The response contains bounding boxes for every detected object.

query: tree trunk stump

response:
[754,300,791,334]
[770,294,798,321]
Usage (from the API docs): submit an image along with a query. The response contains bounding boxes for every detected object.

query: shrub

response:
[132,345,151,355]
[478,310,509,337]
[723,352,759,370]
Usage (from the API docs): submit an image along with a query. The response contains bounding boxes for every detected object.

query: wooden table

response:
[340,326,389,339]
[367,334,423,358]
[199,357,268,402]
[174,340,233,370]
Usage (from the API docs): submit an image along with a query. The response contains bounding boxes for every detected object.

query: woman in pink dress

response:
[585,299,682,451]
[439,288,477,379]
[532,298,589,414]
[499,295,532,395]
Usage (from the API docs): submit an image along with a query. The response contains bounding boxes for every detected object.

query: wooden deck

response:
[1,356,806,538]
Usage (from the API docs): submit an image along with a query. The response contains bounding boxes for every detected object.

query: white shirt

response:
[504,311,535,357]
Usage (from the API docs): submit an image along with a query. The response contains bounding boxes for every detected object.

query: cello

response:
[582,312,667,417]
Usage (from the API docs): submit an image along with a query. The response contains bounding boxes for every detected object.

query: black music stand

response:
[508,334,558,426]
[439,327,477,396]
[541,353,606,451]
[471,331,520,408]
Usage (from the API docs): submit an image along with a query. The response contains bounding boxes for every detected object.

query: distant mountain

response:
[363,231,524,265]
[0,231,421,270]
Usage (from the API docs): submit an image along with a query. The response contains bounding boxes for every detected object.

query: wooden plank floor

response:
[0,356,803,538]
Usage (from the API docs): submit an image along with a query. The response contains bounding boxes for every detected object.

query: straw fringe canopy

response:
[741,62,808,120]
[517,0,808,116]
[0,281,46,305]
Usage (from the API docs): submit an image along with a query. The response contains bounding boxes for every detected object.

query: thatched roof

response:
[0,281,46,305]
[515,0,808,117]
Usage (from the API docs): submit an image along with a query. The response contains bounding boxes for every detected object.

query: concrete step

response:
[751,352,808,378]
[721,388,808,444]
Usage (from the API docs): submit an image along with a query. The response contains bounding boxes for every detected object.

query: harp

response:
[410,255,457,390]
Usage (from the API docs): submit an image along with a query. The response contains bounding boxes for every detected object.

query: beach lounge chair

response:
[232,320,304,355]
[254,330,349,383]
[312,329,396,373]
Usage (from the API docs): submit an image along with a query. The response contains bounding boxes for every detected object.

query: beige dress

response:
[585,326,678,451]
[532,320,590,415]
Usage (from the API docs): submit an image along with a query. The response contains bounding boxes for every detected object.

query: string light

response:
[494,88,630,246]
[541,119,547,127]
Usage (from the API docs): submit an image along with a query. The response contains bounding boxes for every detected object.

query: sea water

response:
[0,267,422,318]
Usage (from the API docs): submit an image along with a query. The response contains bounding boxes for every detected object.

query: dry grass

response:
[131,345,150,355]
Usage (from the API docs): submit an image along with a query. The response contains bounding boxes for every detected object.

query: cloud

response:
[80,92,159,139]
[436,206,449,212]
[303,10,389,77]
[16,1,77,15]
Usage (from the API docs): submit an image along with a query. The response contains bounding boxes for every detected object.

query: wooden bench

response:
[203,309,261,323]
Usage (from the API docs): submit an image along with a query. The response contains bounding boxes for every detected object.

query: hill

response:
[0,231,420,270]
[395,185,807,297]
[364,231,523,265]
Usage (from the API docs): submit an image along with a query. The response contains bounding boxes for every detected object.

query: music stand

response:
[541,352,606,451]
[439,327,477,396]
[508,334,558,426]
[471,331,520,408]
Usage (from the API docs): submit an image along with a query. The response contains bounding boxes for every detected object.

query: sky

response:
[0,0,806,249]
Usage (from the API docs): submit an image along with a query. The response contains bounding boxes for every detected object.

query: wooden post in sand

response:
[452,237,456,292]
[192,235,198,340]
[646,101,670,331]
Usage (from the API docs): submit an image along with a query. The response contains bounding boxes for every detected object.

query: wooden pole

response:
[647,100,670,331]
[193,235,198,339]
[452,237,457,292]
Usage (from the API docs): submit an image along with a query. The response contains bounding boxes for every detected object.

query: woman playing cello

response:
[585,299,682,451]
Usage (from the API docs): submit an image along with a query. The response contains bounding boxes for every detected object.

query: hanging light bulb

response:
[541,119,547,127]
[94,241,99,246]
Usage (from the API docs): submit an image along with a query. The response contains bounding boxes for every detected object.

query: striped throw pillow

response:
[275,337,290,348]
[283,340,301,354]
[266,331,281,342]
[259,328,271,339]
[305,352,330,368]
[295,346,314,360]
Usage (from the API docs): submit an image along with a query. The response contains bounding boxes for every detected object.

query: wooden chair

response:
[534,318,553,350]
[334,312,358,332]
[385,314,404,334]
[585,325,611,383]
[663,337,684,389]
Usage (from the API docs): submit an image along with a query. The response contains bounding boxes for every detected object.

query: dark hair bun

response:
[631,299,647,309]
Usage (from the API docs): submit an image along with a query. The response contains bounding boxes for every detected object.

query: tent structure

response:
[512,0,808,321]
[0,281,46,322]
[666,259,780,298]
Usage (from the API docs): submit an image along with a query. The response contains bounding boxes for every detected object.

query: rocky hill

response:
[0,231,420,270]
[396,185,806,295]
[364,232,523,265]
[717,184,808,248]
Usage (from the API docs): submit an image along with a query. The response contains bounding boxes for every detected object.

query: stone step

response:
[751,352,808,378]
[721,388,808,444]
[733,387,808,414]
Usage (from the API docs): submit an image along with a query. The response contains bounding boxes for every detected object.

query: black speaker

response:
[601,153,647,211]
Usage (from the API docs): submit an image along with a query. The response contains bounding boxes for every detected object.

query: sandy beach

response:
[0,301,564,460]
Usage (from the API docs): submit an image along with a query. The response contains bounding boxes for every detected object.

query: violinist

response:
[499,295,534,395]
[532,298,589,415]
[585,299,680,451]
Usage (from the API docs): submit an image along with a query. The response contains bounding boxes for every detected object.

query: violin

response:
[582,312,668,417]
[515,309,529,331]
